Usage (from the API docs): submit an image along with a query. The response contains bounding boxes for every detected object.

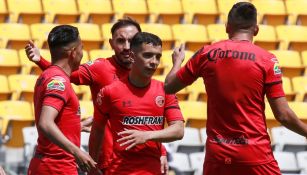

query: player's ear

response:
[130,51,135,63]
[109,38,114,50]
[253,25,259,36]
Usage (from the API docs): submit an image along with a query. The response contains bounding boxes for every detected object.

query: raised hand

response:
[24,40,41,62]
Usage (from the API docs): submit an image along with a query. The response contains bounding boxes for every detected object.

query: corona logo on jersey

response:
[206,48,256,62]
[122,116,164,125]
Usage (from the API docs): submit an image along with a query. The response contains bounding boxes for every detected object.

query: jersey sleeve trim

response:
[165,106,180,110]
[264,80,282,86]
[44,93,67,104]
[80,64,93,85]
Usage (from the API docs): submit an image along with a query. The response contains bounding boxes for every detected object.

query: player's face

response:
[109,25,139,68]
[71,38,83,71]
[132,43,162,78]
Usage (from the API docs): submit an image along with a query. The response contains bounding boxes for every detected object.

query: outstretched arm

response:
[268,97,307,137]
[25,40,51,70]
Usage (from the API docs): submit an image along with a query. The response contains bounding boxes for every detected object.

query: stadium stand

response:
[179,101,207,128]
[206,24,228,43]
[296,151,307,174]
[168,152,195,175]
[79,100,94,119]
[101,23,113,50]
[0,75,11,101]
[0,0,8,22]
[30,23,57,48]
[186,78,207,102]
[77,0,114,24]
[254,24,279,50]
[0,49,21,76]
[8,74,38,102]
[112,0,149,23]
[22,126,37,169]
[7,0,44,24]
[89,49,114,60]
[273,151,300,174]
[189,152,205,175]
[285,0,307,25]
[281,77,296,102]
[0,23,31,50]
[275,25,307,51]
[181,0,219,25]
[292,76,307,102]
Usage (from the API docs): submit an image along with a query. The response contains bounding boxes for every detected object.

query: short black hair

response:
[111,17,141,35]
[48,25,79,49]
[47,25,79,62]
[130,32,162,51]
[227,2,257,31]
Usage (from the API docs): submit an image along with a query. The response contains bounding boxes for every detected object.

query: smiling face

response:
[131,43,162,79]
[109,25,139,69]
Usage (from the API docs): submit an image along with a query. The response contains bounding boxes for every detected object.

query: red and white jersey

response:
[95,78,184,175]
[177,40,285,165]
[33,65,81,172]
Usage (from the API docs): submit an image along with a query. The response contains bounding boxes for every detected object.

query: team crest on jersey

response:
[47,79,65,91]
[155,96,165,107]
[273,63,281,75]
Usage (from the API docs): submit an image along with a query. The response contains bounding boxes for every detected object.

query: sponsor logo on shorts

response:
[155,96,165,107]
[122,116,164,125]
[47,79,65,91]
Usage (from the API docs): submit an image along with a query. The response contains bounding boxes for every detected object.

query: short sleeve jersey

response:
[34,65,81,168]
[95,78,184,175]
[177,40,285,165]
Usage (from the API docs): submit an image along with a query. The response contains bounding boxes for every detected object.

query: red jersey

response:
[177,40,285,165]
[30,65,81,174]
[37,56,167,168]
[94,78,184,175]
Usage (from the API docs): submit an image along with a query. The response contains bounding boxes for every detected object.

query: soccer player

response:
[25,18,169,174]
[27,25,96,175]
[164,2,307,175]
[90,32,184,175]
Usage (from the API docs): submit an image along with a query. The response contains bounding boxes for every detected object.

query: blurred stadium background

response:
[1,0,307,174]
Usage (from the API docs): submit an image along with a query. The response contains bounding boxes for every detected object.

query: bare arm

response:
[88,118,106,162]
[268,97,307,137]
[164,44,187,94]
[39,106,96,172]
[117,120,184,150]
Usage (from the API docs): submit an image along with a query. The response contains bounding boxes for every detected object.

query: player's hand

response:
[0,166,7,175]
[73,149,97,173]
[25,40,41,62]
[172,44,185,65]
[81,116,93,132]
[160,155,169,175]
[117,129,149,150]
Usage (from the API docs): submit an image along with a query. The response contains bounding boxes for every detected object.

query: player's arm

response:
[268,97,307,137]
[164,44,186,94]
[25,40,92,85]
[81,116,93,132]
[38,105,97,172]
[117,120,184,150]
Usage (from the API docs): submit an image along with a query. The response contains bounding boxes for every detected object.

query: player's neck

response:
[53,60,72,77]
[229,32,253,42]
[128,73,151,88]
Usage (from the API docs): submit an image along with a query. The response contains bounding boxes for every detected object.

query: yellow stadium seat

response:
[289,102,307,120]
[179,101,207,128]
[7,0,44,24]
[30,23,57,48]
[0,49,21,75]
[0,23,31,50]
[0,0,9,22]
[70,23,103,51]
[251,0,287,26]
[270,50,304,78]
[254,25,279,50]
[77,0,114,24]
[285,0,307,25]
[161,50,194,75]
[79,85,91,101]
[186,78,207,101]
[172,24,210,52]
[71,84,83,100]
[282,77,296,102]
[42,0,80,24]
[81,50,90,65]
[182,0,219,25]
[18,48,51,75]
[141,23,174,50]
[292,76,307,102]
[112,0,148,23]
[0,75,12,100]
[79,100,93,119]
[217,0,250,24]
[147,0,184,24]
[275,25,307,51]
[89,49,114,60]
[0,100,34,147]
[264,102,280,129]
[207,24,228,43]
[8,74,38,102]
[301,50,307,76]
[101,23,114,50]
